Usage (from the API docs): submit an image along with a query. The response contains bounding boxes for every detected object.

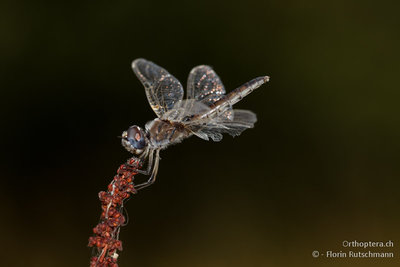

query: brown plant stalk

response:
[88,157,142,267]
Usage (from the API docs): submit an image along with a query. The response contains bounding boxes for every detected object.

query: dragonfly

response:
[121,58,269,190]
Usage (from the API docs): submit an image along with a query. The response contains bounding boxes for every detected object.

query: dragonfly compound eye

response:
[126,126,147,150]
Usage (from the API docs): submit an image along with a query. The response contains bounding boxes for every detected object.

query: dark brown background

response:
[1,0,399,266]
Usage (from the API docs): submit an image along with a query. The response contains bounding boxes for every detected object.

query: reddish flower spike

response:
[88,157,142,266]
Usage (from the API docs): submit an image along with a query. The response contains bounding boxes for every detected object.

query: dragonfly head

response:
[121,125,148,154]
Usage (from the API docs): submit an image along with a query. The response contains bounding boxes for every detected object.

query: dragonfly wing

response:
[187,65,225,102]
[223,109,257,125]
[161,99,210,122]
[132,58,184,118]
[187,65,233,120]
[193,109,257,142]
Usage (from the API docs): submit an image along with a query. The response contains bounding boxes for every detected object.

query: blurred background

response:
[1,0,400,266]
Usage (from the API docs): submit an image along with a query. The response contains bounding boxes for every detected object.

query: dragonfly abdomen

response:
[198,76,269,120]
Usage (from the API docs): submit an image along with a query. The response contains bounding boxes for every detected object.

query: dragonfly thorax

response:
[145,118,190,149]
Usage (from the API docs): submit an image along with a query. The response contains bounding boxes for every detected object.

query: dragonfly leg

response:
[134,150,160,190]
[135,149,154,175]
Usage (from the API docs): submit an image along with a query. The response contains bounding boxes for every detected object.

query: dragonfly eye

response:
[126,126,147,150]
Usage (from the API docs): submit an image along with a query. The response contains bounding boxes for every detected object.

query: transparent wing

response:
[192,109,257,142]
[187,65,225,103]
[187,65,233,120]
[132,58,184,118]
[161,99,211,122]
